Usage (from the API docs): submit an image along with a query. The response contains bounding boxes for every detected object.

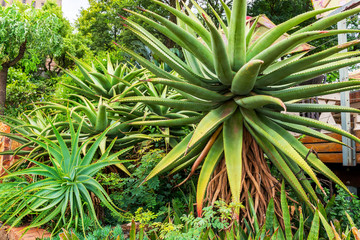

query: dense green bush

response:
[4,68,38,116]
[98,149,188,225]
[4,67,63,117]
[324,185,360,231]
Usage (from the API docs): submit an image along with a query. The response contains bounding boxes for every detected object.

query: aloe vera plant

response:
[118,0,360,221]
[0,118,132,235]
[63,55,200,146]
[62,55,146,100]
[0,110,80,161]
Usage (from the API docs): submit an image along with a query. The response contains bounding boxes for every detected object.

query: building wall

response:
[1,0,62,8]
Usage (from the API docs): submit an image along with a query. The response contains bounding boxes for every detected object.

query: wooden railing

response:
[296,91,360,164]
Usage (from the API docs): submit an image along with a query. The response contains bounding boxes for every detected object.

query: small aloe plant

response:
[63,55,146,100]
[118,0,360,220]
[0,118,132,235]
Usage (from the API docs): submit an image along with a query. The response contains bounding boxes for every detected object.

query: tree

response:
[0,1,63,114]
[196,0,233,24]
[247,0,313,25]
[76,0,171,53]
[41,0,90,75]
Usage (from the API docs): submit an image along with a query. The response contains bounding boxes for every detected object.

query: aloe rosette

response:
[63,54,146,100]
[118,0,360,218]
[0,119,132,235]
[63,54,200,145]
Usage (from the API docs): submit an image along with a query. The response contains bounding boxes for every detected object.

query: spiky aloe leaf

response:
[203,13,233,85]
[248,7,337,59]
[196,134,224,216]
[228,0,246,70]
[256,40,360,87]
[187,101,237,148]
[223,110,243,205]
[235,95,285,110]
[231,60,264,95]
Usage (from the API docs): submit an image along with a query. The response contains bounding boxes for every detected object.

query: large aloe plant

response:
[117,0,360,220]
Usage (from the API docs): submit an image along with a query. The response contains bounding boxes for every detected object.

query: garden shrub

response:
[4,68,61,117]
[324,184,360,231]
[98,149,188,225]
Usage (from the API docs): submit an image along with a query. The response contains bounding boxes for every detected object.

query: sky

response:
[62,0,90,24]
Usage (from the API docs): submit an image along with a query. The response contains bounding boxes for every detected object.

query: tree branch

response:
[6,41,27,67]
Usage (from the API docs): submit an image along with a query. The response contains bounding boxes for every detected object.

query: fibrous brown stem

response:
[205,128,282,227]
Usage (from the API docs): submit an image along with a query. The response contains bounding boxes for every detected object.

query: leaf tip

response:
[118,14,127,20]
[136,6,146,12]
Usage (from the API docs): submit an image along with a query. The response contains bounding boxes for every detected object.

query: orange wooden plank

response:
[300,133,342,144]
[303,142,343,153]
[316,153,360,163]
[303,142,360,153]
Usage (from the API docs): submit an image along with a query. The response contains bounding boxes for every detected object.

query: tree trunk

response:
[0,66,8,115]
[165,0,177,48]
[0,41,27,115]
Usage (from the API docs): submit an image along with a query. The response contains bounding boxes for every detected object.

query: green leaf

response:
[130,115,202,127]
[223,110,243,204]
[272,119,346,147]
[142,9,215,72]
[307,210,320,240]
[295,208,304,240]
[150,0,212,46]
[228,0,247,70]
[259,109,360,145]
[196,134,224,216]
[235,95,285,110]
[281,181,292,240]
[220,0,231,23]
[245,122,312,206]
[203,14,233,85]
[295,7,360,34]
[261,115,351,197]
[264,198,275,234]
[188,101,237,148]
[146,78,231,102]
[242,109,322,190]
[145,132,194,182]
[114,96,217,111]
[231,59,264,95]
[256,40,360,87]
[274,56,360,86]
[285,103,360,114]
[319,211,335,240]
[250,31,324,70]
[248,7,338,59]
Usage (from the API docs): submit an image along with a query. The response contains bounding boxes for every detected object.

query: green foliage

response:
[98,149,185,225]
[4,68,62,117]
[4,68,38,116]
[323,185,360,231]
[0,0,87,115]
[46,225,126,240]
[158,201,240,239]
[0,177,27,227]
[76,0,169,53]
[0,1,63,69]
[247,0,313,25]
